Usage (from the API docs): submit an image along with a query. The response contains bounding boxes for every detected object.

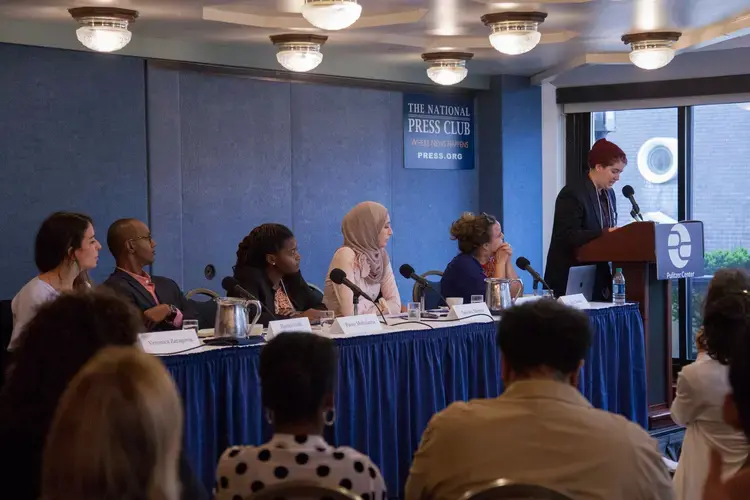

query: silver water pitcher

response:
[485,278,523,314]
[214,297,262,339]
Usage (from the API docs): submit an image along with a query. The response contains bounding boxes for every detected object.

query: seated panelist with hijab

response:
[227,224,325,326]
[323,201,401,317]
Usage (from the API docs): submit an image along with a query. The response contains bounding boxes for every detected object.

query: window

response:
[689,103,750,358]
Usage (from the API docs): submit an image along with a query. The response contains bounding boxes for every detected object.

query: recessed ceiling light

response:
[68,7,138,53]
[422,52,473,86]
[481,11,547,55]
[270,34,328,72]
[622,31,681,70]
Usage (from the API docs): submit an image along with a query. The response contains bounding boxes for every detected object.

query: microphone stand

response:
[352,292,360,316]
[630,208,644,222]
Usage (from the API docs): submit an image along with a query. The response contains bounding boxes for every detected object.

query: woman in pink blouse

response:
[323,201,401,317]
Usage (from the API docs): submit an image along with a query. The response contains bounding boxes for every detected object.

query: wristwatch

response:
[166,304,178,322]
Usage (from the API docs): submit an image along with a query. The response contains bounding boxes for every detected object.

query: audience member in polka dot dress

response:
[214,333,386,500]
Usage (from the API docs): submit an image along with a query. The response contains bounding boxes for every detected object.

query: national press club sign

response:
[403,93,475,170]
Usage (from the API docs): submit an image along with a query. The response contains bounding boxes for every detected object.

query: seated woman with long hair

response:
[0,289,206,500]
[41,346,183,500]
[9,211,101,350]
[228,223,325,326]
[324,201,400,316]
[672,269,750,500]
[440,212,522,304]
[215,333,386,500]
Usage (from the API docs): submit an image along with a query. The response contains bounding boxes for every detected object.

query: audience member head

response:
[235,223,300,280]
[34,212,99,288]
[497,300,592,386]
[450,212,503,260]
[0,289,142,431]
[341,201,391,283]
[720,292,750,440]
[700,269,750,364]
[106,218,156,270]
[42,346,182,500]
[587,138,627,190]
[259,333,337,433]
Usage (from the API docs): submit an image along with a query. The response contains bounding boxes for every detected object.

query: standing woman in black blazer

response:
[544,138,627,301]
[228,224,325,326]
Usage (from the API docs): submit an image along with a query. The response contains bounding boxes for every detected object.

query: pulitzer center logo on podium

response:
[655,222,704,280]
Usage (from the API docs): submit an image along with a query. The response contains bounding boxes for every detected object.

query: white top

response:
[214,434,387,500]
[9,277,59,350]
[671,353,749,500]
[323,247,401,317]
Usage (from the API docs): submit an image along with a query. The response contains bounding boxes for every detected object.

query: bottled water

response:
[612,268,626,306]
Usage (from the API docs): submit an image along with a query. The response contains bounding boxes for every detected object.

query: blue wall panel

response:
[177,72,292,291]
[291,84,392,289]
[0,44,148,297]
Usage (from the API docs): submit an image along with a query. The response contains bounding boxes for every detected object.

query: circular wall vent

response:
[637,137,677,184]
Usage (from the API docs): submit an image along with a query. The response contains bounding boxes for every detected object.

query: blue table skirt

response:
[163,304,646,497]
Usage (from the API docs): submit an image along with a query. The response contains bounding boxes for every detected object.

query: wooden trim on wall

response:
[148,59,478,96]
[557,74,750,104]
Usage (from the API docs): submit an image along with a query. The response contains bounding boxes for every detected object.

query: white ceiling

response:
[1,0,750,88]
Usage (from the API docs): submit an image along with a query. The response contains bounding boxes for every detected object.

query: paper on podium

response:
[621,211,677,226]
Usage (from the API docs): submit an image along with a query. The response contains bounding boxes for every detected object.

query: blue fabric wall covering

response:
[0,44,148,297]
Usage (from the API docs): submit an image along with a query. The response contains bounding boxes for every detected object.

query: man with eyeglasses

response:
[103,218,194,331]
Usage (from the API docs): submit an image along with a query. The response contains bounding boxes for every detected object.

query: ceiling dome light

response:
[68,7,138,53]
[481,12,547,56]
[422,52,473,86]
[270,34,328,72]
[301,0,362,31]
[622,32,681,70]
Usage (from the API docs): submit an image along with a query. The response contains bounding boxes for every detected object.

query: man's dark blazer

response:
[544,175,617,302]
[103,269,195,332]
[228,267,324,326]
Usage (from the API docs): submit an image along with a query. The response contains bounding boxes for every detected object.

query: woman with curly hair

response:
[440,212,522,304]
[0,289,206,500]
[672,268,750,500]
[228,223,325,326]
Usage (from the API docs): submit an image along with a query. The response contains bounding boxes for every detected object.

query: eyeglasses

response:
[128,234,152,244]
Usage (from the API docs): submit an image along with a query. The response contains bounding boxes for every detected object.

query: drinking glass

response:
[182,319,199,333]
[320,311,335,332]
[407,302,421,320]
[471,295,484,304]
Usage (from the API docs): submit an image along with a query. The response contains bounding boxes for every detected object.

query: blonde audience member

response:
[405,300,672,500]
[323,201,401,316]
[672,269,750,500]
[42,346,183,500]
[9,211,101,350]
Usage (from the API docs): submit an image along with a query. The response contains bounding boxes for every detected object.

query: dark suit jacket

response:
[544,175,617,301]
[228,267,324,326]
[103,269,195,332]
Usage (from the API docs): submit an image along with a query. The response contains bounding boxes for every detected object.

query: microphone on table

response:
[621,185,644,222]
[329,268,388,325]
[515,257,555,298]
[399,264,447,307]
[221,276,278,321]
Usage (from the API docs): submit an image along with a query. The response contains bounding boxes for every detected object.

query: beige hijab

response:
[341,201,389,284]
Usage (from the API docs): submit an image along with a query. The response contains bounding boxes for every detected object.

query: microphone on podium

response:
[399,264,447,307]
[329,268,387,324]
[515,257,555,298]
[622,185,644,222]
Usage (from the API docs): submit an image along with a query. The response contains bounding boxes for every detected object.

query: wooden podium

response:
[578,222,673,426]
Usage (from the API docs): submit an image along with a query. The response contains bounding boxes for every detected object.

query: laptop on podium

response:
[566,265,596,301]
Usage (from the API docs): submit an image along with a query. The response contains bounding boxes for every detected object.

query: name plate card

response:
[267,317,312,340]
[138,329,201,355]
[330,314,382,335]
[558,294,591,310]
[446,303,494,322]
[514,295,543,306]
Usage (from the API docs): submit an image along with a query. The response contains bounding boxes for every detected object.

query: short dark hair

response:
[106,218,139,258]
[236,224,295,270]
[497,300,592,376]
[450,212,498,254]
[259,333,337,426]
[34,212,93,273]
[703,269,750,364]
[0,288,142,445]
